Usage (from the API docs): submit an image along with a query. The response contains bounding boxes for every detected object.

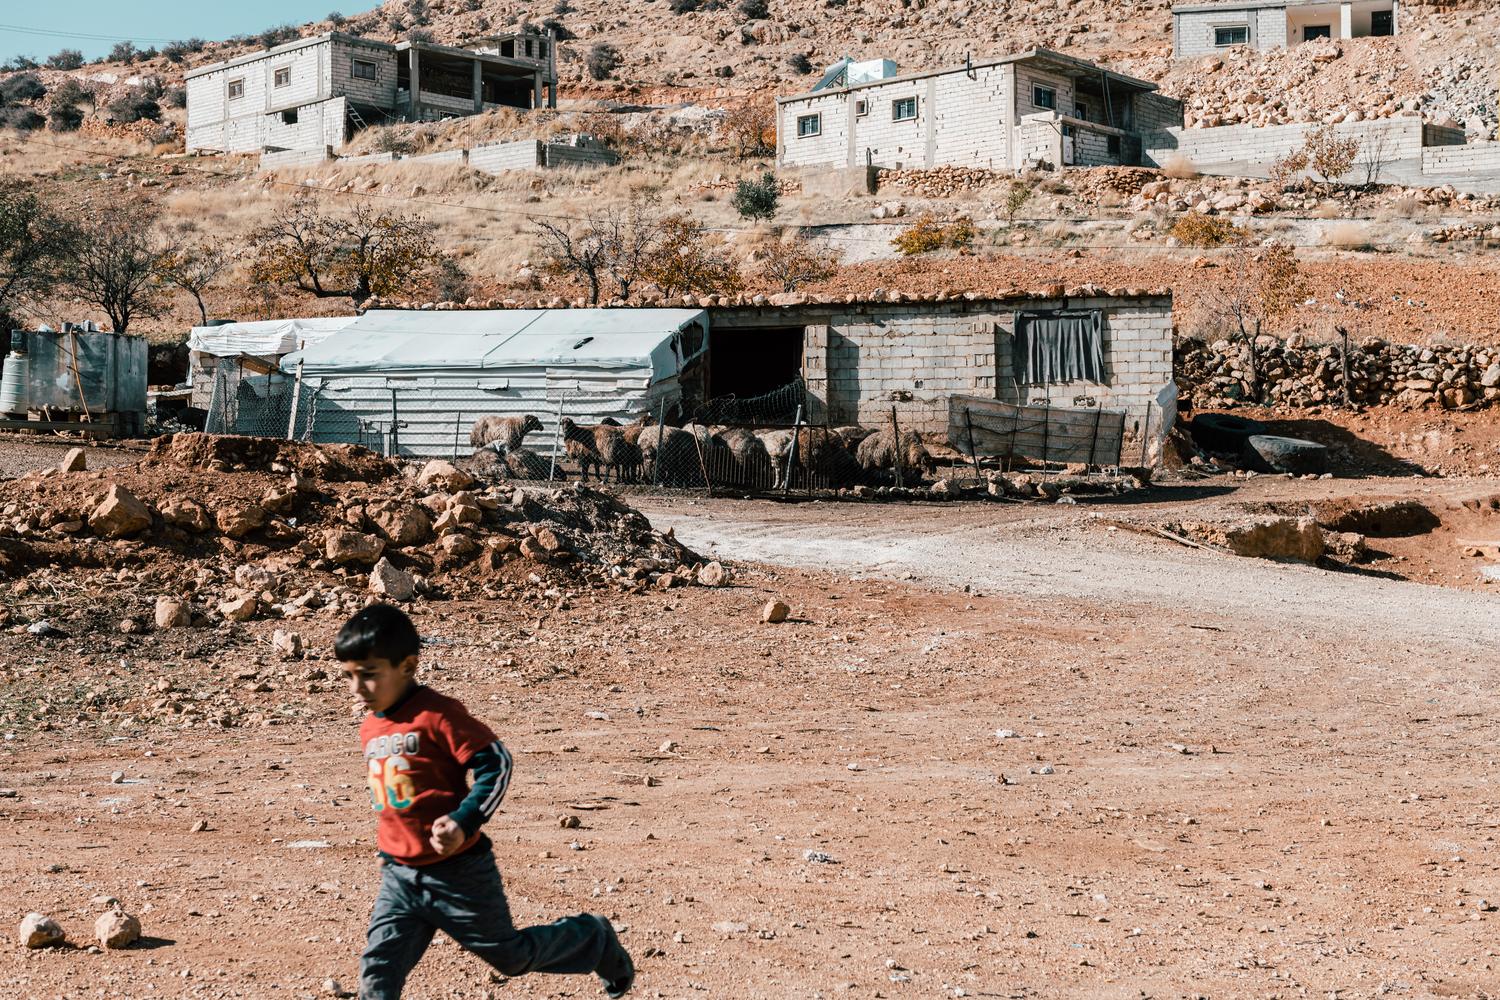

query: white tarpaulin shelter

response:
[187,316,358,406]
[277,308,708,458]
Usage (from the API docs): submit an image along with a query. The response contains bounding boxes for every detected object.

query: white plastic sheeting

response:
[277,309,709,459]
[187,316,359,358]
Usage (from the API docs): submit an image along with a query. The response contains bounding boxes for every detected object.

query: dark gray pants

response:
[360,839,617,1000]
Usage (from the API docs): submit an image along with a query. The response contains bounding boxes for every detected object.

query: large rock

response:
[154,597,192,630]
[369,557,415,601]
[761,600,791,624]
[369,503,432,548]
[417,460,476,491]
[94,908,140,949]
[696,561,730,588]
[18,912,65,948]
[326,530,386,566]
[1223,517,1325,563]
[216,505,269,539]
[160,497,211,533]
[89,485,152,538]
[438,533,481,559]
[58,448,86,473]
[217,596,258,622]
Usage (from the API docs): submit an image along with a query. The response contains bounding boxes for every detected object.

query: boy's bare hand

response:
[429,815,465,856]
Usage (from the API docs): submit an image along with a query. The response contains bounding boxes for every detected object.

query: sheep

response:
[593,420,644,484]
[470,413,542,451]
[716,427,774,487]
[752,428,861,489]
[855,428,933,483]
[502,446,556,480]
[559,417,604,481]
[638,423,703,487]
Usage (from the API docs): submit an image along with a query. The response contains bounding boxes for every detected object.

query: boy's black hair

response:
[335,603,421,665]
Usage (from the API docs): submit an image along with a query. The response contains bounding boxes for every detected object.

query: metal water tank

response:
[0,331,28,416]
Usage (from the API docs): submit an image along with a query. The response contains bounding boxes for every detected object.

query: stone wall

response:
[1176,335,1500,410]
[1422,141,1500,174]
[1142,117,1425,169]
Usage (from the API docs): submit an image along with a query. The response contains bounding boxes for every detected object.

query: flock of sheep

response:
[468,412,934,490]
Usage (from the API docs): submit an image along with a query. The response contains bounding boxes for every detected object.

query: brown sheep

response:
[559,417,604,481]
[503,446,557,480]
[638,423,703,487]
[470,413,542,450]
[593,420,644,484]
[855,428,932,482]
[716,427,774,487]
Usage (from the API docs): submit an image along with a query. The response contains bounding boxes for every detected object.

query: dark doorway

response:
[1303,24,1332,40]
[709,326,804,401]
[1370,10,1393,35]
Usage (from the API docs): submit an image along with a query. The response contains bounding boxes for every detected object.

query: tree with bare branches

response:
[754,230,840,292]
[533,217,613,305]
[158,234,236,325]
[64,198,170,334]
[1205,237,1305,402]
[1303,124,1360,185]
[0,180,78,330]
[250,197,443,304]
[721,99,775,158]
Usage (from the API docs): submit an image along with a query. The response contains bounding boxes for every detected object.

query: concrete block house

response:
[776,49,1183,173]
[186,29,558,154]
[1172,0,1399,57]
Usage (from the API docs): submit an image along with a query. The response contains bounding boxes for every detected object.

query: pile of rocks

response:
[1176,335,1500,410]
[876,166,1004,198]
[1070,167,1159,204]
[1131,176,1281,216]
[1424,222,1500,243]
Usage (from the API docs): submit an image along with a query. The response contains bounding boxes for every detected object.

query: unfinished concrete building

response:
[186,29,558,154]
[776,49,1183,174]
[1172,0,1399,57]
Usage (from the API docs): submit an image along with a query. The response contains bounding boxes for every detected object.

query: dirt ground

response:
[4,443,1500,999]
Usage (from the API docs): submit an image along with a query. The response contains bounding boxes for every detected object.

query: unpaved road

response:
[636,477,1500,651]
[6,471,1500,999]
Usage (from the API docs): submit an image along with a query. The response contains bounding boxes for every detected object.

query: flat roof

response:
[777,48,1160,105]
[185,32,392,80]
[1172,0,1391,12]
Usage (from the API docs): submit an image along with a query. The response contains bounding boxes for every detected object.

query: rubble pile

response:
[1176,335,1500,410]
[1070,167,1159,203]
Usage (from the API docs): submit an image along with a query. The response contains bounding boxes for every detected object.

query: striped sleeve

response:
[449,741,513,836]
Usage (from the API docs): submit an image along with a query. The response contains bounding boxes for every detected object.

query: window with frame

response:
[1214,25,1248,46]
[352,59,377,81]
[1302,24,1331,41]
[891,96,917,121]
[227,78,245,100]
[1073,101,1088,120]
[274,66,291,87]
[1032,84,1056,110]
[281,108,299,125]
[796,113,821,137]
[855,99,868,117]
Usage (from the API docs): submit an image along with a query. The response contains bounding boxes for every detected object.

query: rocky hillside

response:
[2,0,1496,135]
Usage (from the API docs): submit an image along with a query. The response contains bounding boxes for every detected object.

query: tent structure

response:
[276,308,709,458]
[186,316,358,407]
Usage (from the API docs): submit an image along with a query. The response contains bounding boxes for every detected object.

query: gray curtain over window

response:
[1013,311,1104,386]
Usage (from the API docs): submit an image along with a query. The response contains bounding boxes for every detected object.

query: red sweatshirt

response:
[360,685,512,866]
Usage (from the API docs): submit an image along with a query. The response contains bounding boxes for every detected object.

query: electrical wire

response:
[3,133,1495,254]
[0,22,181,45]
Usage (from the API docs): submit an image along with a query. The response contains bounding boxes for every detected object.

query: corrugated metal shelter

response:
[279,308,708,458]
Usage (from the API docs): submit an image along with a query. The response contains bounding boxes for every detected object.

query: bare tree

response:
[250,197,443,304]
[1357,128,1394,188]
[534,217,612,305]
[0,180,78,328]
[158,234,236,325]
[64,199,170,334]
[755,230,840,292]
[1203,237,1304,402]
[600,203,666,301]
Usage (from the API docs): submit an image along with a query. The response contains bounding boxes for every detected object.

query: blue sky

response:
[0,2,383,63]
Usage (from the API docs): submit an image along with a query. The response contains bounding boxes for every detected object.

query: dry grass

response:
[1162,154,1199,180]
[1323,221,1374,250]
[1041,220,1075,244]
[1310,201,1342,220]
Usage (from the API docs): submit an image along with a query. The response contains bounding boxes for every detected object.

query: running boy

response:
[337,603,634,999]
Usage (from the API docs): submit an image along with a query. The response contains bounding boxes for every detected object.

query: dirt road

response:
[4,475,1500,999]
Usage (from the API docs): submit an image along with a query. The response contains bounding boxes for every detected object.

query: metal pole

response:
[890,405,903,488]
[652,397,666,487]
[1040,399,1050,477]
[286,359,304,440]
[547,393,566,482]
[783,404,803,496]
[963,406,981,480]
[453,412,462,460]
[389,386,399,458]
